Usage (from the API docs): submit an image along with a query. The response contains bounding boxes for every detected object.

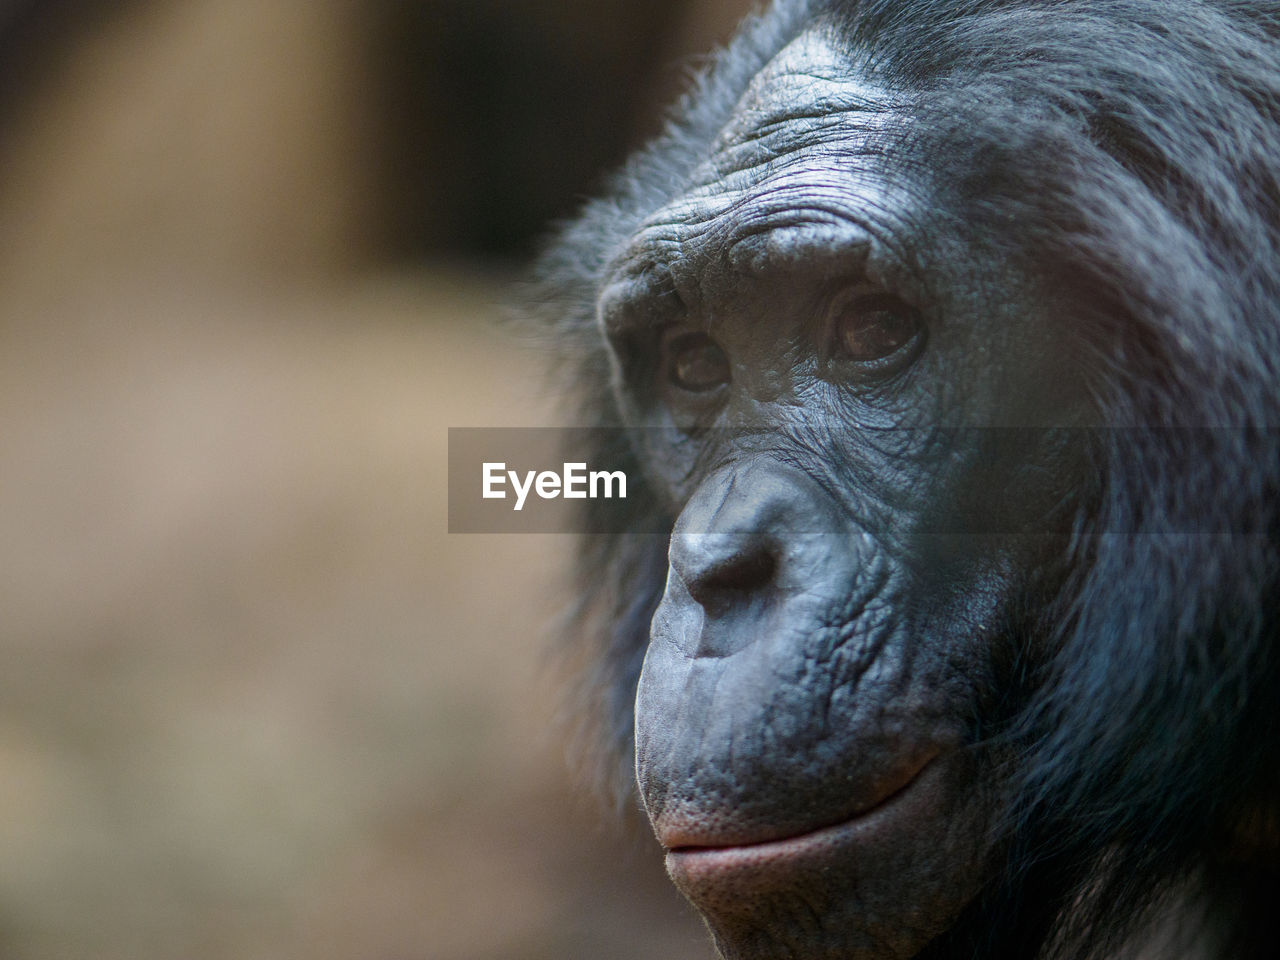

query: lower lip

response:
[665,757,944,891]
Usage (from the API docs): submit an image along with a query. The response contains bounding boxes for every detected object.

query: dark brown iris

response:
[834,295,920,362]
[667,332,730,392]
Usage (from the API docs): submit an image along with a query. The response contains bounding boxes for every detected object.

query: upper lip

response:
[656,751,941,853]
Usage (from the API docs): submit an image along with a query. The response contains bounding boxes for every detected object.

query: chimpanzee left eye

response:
[831,293,921,362]
[666,331,731,392]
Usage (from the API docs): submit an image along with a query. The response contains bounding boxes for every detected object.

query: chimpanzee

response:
[526,2,1280,957]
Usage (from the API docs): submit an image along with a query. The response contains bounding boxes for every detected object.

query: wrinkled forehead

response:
[710,23,886,156]
[607,25,900,297]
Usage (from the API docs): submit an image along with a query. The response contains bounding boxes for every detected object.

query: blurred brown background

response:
[0,2,753,957]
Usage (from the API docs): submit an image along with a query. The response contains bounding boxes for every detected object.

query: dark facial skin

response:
[598,24,1093,960]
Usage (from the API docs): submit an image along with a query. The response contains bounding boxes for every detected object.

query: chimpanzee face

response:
[596,26,1090,960]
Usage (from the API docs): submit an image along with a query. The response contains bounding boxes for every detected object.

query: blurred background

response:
[0,2,755,957]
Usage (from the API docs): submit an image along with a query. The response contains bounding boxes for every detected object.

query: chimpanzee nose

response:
[679,540,779,610]
[669,523,780,615]
[657,462,848,657]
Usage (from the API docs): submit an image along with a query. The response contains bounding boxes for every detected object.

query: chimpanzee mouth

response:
[662,753,944,883]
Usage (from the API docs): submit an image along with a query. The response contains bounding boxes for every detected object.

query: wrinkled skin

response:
[598,25,1092,960]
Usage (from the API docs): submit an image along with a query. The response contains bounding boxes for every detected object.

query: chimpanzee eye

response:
[831,293,921,362]
[665,332,730,392]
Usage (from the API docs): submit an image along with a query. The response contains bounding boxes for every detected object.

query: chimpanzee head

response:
[529,3,1280,958]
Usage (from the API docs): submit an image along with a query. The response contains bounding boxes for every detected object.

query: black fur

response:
[526,1,1280,956]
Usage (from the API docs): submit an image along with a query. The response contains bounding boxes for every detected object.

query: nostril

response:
[687,546,779,610]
